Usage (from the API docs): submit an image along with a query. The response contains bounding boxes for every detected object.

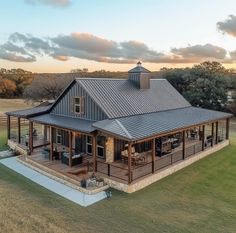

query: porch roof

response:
[6,105,51,118]
[93,107,233,141]
[30,114,96,133]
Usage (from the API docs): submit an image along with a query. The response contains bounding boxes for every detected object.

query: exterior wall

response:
[104,140,230,193]
[53,129,69,147]
[128,73,150,89]
[51,82,107,121]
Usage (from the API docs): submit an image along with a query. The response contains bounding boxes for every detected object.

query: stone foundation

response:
[8,139,28,156]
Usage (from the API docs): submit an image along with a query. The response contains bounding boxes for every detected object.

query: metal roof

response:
[128,65,150,73]
[77,79,191,119]
[93,107,233,141]
[6,105,51,118]
[30,114,95,133]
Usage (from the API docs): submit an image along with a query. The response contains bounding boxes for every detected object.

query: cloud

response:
[0,32,230,63]
[217,15,236,37]
[171,44,227,60]
[24,0,71,7]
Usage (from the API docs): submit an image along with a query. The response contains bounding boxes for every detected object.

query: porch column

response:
[7,115,10,140]
[29,121,33,154]
[182,130,186,159]
[215,121,219,144]
[211,122,214,147]
[152,138,155,173]
[50,126,53,160]
[43,125,47,143]
[92,134,97,172]
[17,117,21,144]
[69,131,72,167]
[198,126,201,141]
[128,142,132,184]
[226,118,230,140]
[202,125,205,151]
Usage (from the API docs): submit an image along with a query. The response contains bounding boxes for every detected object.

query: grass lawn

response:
[0,127,8,151]
[0,123,235,233]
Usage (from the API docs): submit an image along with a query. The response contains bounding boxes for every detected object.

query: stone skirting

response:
[8,139,28,156]
[104,140,230,193]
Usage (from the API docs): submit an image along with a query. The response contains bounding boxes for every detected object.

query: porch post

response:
[152,138,155,173]
[182,130,186,159]
[198,126,201,141]
[69,131,72,167]
[7,115,10,140]
[215,121,219,144]
[17,117,21,144]
[226,118,230,140]
[128,142,132,184]
[43,125,47,142]
[29,121,33,154]
[92,134,97,172]
[211,122,214,147]
[50,126,53,160]
[202,125,205,151]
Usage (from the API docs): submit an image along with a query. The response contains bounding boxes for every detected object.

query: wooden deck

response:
[28,149,94,183]
[25,137,205,185]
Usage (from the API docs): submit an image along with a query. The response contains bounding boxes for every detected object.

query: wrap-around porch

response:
[6,113,230,185]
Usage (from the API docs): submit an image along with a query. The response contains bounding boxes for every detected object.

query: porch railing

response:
[97,160,129,182]
[97,140,224,184]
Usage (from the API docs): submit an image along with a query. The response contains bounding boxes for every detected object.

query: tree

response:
[185,62,230,110]
[0,68,34,97]
[24,74,74,102]
[0,76,17,97]
[160,61,231,111]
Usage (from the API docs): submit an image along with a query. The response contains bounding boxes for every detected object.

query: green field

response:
[0,122,235,232]
[0,98,33,151]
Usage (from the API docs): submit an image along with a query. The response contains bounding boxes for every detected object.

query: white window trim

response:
[73,97,84,114]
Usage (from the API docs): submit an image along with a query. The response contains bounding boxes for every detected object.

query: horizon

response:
[1,0,236,73]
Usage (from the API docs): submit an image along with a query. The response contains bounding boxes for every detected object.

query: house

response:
[6,62,233,193]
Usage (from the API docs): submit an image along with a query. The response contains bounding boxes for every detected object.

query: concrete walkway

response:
[0,156,107,207]
[0,150,14,158]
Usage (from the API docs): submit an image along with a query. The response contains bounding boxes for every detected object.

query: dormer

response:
[128,61,151,89]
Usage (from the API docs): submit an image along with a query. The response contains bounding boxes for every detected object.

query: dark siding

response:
[51,82,107,121]
[53,129,69,147]
[114,139,127,161]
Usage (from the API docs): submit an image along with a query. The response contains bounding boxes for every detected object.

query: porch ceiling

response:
[93,107,233,141]
[30,113,96,133]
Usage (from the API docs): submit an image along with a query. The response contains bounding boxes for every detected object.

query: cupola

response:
[128,61,151,89]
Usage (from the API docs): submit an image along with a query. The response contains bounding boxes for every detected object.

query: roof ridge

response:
[114,119,132,139]
[76,77,127,81]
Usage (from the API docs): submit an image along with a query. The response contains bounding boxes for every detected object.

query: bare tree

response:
[24,74,75,102]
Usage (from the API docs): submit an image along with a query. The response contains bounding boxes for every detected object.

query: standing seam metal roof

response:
[92,107,233,141]
[5,105,51,118]
[77,79,191,119]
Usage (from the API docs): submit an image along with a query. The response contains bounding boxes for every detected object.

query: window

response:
[56,129,62,144]
[73,97,84,114]
[86,136,92,155]
[97,135,106,158]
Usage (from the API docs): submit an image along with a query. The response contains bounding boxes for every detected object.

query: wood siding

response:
[51,82,108,121]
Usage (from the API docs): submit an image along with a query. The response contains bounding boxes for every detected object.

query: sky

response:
[1,0,236,72]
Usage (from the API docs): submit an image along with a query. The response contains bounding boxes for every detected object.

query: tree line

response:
[0,62,235,114]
